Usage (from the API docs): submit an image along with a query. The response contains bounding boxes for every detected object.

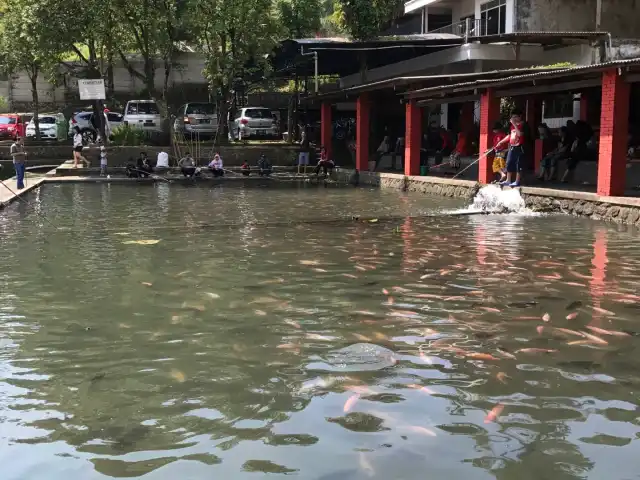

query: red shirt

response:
[454,132,468,155]
[509,123,524,147]
[440,131,453,150]
[493,132,506,152]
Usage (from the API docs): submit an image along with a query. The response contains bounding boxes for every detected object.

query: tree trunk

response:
[30,74,40,141]
[144,58,155,97]
[217,85,230,146]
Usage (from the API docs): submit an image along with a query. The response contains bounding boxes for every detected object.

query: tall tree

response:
[193,0,278,143]
[335,0,400,40]
[0,0,60,139]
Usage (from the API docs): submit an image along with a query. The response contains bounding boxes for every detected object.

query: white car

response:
[68,111,124,142]
[25,113,66,140]
[123,100,165,133]
[229,107,278,140]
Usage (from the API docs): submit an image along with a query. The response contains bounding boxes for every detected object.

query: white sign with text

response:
[78,79,106,100]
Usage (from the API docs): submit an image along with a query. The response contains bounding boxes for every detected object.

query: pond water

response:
[2,183,640,479]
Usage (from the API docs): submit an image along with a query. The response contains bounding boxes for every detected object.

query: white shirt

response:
[73,133,83,148]
[156,151,169,168]
[210,157,223,169]
[100,151,107,165]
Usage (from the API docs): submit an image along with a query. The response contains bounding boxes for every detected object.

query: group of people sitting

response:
[240,154,274,177]
[536,120,596,183]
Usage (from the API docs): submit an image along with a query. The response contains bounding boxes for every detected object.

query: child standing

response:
[491,122,507,182]
[99,145,108,176]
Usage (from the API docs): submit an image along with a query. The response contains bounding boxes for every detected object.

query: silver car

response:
[173,102,218,138]
[68,111,124,142]
[123,100,165,132]
[229,107,278,140]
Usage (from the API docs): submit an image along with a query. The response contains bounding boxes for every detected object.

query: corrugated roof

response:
[404,58,640,99]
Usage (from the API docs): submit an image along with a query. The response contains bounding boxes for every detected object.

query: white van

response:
[123,100,164,132]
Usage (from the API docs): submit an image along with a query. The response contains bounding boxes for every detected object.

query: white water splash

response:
[449,185,539,215]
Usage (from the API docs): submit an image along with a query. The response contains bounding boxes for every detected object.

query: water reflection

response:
[0,184,640,479]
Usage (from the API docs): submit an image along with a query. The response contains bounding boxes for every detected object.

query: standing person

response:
[101,108,112,144]
[391,135,405,171]
[373,132,390,171]
[258,153,273,176]
[491,122,507,183]
[298,126,310,174]
[99,145,108,177]
[72,126,90,168]
[208,153,224,177]
[10,136,26,189]
[495,110,525,187]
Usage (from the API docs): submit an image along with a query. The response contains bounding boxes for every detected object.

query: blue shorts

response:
[298,152,309,166]
[506,146,524,173]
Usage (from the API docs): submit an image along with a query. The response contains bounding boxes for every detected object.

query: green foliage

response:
[110,124,148,146]
[533,62,576,69]
[277,0,322,37]
[335,0,400,40]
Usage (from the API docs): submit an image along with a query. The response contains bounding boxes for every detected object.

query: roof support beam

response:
[416,94,480,107]
[495,78,601,97]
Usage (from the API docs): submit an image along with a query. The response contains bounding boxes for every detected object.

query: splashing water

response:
[444,185,539,216]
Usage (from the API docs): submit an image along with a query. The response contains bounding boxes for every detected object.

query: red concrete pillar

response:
[356,94,370,171]
[460,102,474,132]
[404,99,422,176]
[320,102,332,160]
[580,94,589,122]
[479,88,500,184]
[597,70,630,197]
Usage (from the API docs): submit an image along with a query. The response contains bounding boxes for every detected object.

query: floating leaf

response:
[123,239,161,245]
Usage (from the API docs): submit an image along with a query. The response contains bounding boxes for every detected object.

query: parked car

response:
[68,110,124,142]
[123,100,165,133]
[25,113,66,140]
[173,102,218,138]
[0,114,27,140]
[229,107,278,140]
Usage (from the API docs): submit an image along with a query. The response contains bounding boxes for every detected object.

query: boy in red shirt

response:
[491,122,507,182]
[449,131,467,169]
[495,111,525,187]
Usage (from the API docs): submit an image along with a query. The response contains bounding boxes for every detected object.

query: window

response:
[127,102,159,115]
[38,117,57,125]
[107,113,123,122]
[0,116,17,124]
[244,109,271,119]
[480,0,506,35]
[543,95,574,119]
[186,103,215,115]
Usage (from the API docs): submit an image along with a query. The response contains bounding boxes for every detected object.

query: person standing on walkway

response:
[495,110,525,187]
[298,126,310,174]
[10,136,26,189]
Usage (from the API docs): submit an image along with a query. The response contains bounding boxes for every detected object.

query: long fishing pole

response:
[129,168,172,183]
[0,180,62,230]
[451,148,494,181]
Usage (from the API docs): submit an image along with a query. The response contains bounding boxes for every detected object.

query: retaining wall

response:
[336,169,640,226]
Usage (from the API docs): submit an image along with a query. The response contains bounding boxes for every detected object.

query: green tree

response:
[335,0,400,40]
[0,0,60,139]
[193,0,278,142]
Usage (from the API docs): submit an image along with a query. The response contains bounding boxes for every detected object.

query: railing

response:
[429,18,483,41]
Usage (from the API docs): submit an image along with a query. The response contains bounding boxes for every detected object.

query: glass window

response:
[127,102,159,115]
[244,109,271,119]
[0,116,17,124]
[480,0,506,35]
[38,117,57,124]
[186,103,215,115]
[107,112,123,122]
[544,95,574,119]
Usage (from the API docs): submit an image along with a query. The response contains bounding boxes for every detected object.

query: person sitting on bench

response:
[208,153,224,177]
[258,154,272,176]
[315,146,334,176]
[241,160,251,176]
[179,152,198,178]
[137,152,153,177]
[155,150,170,173]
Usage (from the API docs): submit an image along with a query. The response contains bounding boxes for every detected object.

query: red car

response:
[0,114,27,140]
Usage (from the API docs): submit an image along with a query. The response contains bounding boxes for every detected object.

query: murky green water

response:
[2,183,640,479]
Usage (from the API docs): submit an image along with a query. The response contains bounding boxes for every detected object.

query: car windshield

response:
[186,103,215,115]
[245,109,271,119]
[0,117,17,125]
[38,117,57,125]
[127,102,159,115]
[107,113,123,122]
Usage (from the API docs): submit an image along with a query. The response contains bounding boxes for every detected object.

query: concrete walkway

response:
[0,173,48,208]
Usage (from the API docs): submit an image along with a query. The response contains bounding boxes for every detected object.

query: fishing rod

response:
[451,148,494,181]
[128,167,172,183]
[0,180,62,230]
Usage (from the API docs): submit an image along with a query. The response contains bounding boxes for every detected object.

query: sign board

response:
[78,79,106,100]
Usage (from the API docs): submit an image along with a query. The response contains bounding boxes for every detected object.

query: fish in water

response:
[542,313,551,322]
[496,372,509,384]
[204,292,220,300]
[141,282,153,287]
[566,312,579,320]
[484,404,504,423]
[566,300,583,310]
[515,348,557,354]
[586,325,630,337]
[343,393,360,413]
[170,369,186,383]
